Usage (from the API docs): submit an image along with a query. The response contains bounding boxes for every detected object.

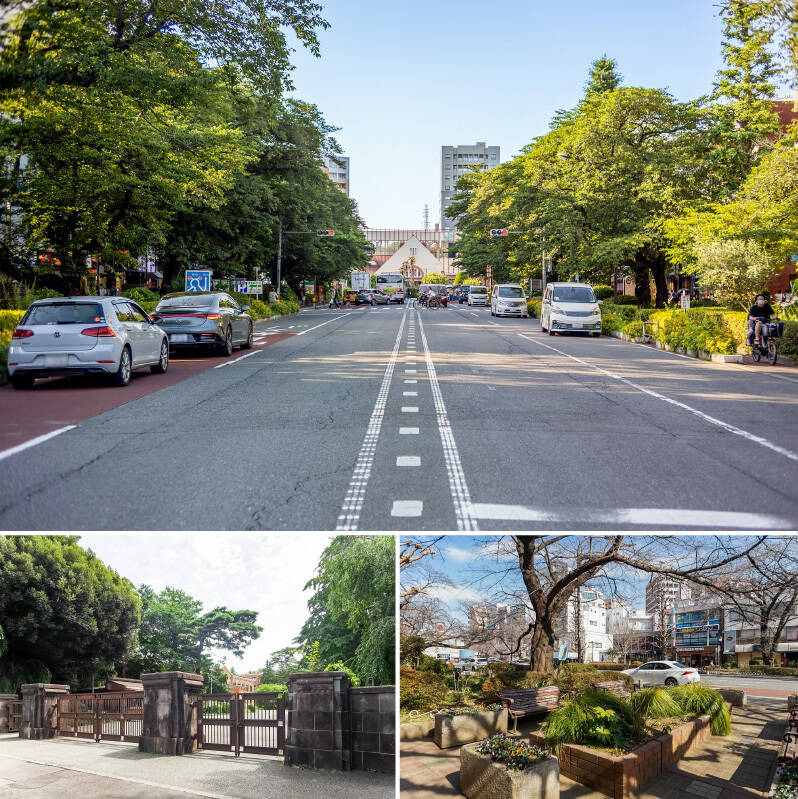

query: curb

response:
[608,330,744,362]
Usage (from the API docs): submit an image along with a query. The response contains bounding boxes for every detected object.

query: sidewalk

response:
[0,736,394,799]
[400,700,783,799]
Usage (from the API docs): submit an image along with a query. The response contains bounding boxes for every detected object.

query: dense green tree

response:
[0,536,141,690]
[584,55,622,99]
[127,586,261,675]
[259,646,305,683]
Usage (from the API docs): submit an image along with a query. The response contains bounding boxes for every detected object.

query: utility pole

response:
[276,220,283,297]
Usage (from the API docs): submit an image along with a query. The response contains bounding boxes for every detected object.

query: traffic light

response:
[316,229,335,237]
[490,228,509,237]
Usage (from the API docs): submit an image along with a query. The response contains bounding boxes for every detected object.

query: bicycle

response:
[750,319,783,365]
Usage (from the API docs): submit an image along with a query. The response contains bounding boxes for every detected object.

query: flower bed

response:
[435,706,508,749]
[530,714,711,799]
[461,735,559,799]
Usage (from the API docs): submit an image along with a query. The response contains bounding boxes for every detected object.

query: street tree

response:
[0,536,141,689]
[422,272,448,284]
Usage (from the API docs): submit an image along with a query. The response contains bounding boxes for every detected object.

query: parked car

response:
[342,288,359,304]
[356,289,389,305]
[467,286,489,306]
[540,282,602,336]
[7,296,169,389]
[621,661,700,687]
[152,291,253,355]
[491,284,528,317]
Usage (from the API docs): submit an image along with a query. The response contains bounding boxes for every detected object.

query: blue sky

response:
[286,0,729,229]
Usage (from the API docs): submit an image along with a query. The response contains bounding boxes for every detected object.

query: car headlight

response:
[551,304,563,313]
[593,305,601,315]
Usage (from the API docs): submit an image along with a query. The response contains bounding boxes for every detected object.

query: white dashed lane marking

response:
[391,500,423,517]
[404,379,417,384]
[402,406,419,413]
[396,456,421,467]
[403,391,418,396]
[400,427,419,435]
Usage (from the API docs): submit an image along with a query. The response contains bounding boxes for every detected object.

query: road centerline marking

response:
[0,425,77,463]
[518,332,798,465]
[400,427,419,435]
[391,500,423,517]
[397,456,421,467]
[335,310,407,531]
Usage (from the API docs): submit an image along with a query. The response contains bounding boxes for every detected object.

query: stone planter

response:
[716,688,746,708]
[435,709,508,749]
[400,717,435,741]
[530,714,711,799]
[460,742,559,799]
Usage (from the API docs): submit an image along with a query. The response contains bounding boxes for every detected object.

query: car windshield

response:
[499,287,525,298]
[471,287,487,294]
[156,295,216,309]
[552,286,596,303]
[24,302,106,325]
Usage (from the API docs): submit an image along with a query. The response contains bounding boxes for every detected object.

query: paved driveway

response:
[0,736,394,799]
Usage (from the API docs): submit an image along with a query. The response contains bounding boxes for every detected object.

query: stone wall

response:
[349,686,395,773]
[0,694,19,734]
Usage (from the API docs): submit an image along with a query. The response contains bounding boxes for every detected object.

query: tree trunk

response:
[632,257,651,306]
[528,623,556,673]
[652,254,668,308]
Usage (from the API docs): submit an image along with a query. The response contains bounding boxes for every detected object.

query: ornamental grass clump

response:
[475,734,549,771]
[630,688,682,720]
[668,683,731,736]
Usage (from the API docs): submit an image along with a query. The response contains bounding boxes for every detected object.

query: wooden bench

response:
[592,679,631,699]
[498,686,560,733]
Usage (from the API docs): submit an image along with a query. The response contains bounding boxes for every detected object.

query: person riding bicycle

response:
[746,293,774,346]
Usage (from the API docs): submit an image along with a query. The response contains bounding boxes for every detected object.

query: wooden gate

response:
[196,692,284,757]
[57,692,143,743]
[6,699,22,733]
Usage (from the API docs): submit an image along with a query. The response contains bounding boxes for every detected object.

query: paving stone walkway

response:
[400,700,783,799]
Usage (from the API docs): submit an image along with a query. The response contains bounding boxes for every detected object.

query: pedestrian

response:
[329,287,340,309]
[299,287,305,306]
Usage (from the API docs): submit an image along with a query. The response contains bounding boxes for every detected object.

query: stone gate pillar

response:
[285,672,351,771]
[0,693,19,734]
[138,671,203,755]
[19,684,70,739]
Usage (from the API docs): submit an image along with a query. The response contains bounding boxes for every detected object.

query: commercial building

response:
[645,573,692,618]
[723,605,798,668]
[605,604,655,662]
[666,596,723,667]
[440,142,500,231]
[323,154,350,196]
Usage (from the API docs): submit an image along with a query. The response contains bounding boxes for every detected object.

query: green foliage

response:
[527,299,542,318]
[592,284,614,300]
[122,287,161,304]
[0,536,141,690]
[0,310,25,332]
[463,278,484,286]
[555,663,599,697]
[630,688,682,719]
[475,734,550,771]
[260,646,304,684]
[127,586,261,675]
[454,271,467,285]
[0,281,63,311]
[297,536,394,687]
[257,682,288,696]
[400,635,428,667]
[324,661,360,686]
[422,272,448,284]
[399,667,449,711]
[621,320,645,338]
[647,309,740,354]
[668,683,731,735]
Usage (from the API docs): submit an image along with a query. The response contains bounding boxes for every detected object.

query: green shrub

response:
[592,284,614,300]
[400,667,449,711]
[527,299,542,318]
[601,310,624,334]
[622,320,645,338]
[596,671,635,691]
[555,663,599,697]
[122,287,160,303]
[781,321,798,361]
[743,665,798,677]
[594,663,631,671]
[630,688,682,719]
[324,661,360,686]
[0,310,26,333]
[615,295,640,305]
[138,300,158,313]
[257,682,288,696]
[475,734,550,771]
[668,683,730,736]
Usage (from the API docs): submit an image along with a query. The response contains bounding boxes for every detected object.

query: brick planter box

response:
[529,715,711,799]
[435,709,508,749]
[460,742,559,799]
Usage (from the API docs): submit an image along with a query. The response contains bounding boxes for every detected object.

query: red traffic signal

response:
[490,228,509,237]
[317,229,335,237]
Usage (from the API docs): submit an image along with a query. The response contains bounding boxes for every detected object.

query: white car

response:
[8,296,169,389]
[621,660,700,687]
[467,286,489,306]
[491,284,528,317]
[540,282,602,336]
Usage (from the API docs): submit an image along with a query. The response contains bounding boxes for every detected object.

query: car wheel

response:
[548,324,555,336]
[591,331,600,337]
[241,323,253,349]
[219,326,233,357]
[664,677,677,687]
[150,339,169,374]
[111,346,132,387]
[10,374,34,390]
[371,299,375,306]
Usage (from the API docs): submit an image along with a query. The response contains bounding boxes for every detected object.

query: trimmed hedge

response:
[400,666,449,711]
[0,311,26,379]
[527,298,542,318]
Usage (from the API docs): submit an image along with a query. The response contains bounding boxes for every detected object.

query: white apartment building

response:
[440,142,500,231]
[645,572,692,618]
[556,587,614,663]
[323,154,350,196]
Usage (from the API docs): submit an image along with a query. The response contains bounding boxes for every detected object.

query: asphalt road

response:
[702,674,798,699]
[1,303,797,531]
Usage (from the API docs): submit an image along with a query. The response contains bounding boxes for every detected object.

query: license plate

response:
[43,354,68,368]
[169,334,191,343]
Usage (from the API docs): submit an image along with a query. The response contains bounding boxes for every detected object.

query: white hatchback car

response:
[491,284,528,317]
[540,282,602,336]
[621,660,701,687]
[467,286,489,306]
[8,296,169,389]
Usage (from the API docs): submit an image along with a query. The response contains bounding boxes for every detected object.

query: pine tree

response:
[584,55,622,98]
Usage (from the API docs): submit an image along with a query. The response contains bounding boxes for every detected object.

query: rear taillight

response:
[81,326,116,337]
[204,313,221,319]
[682,670,694,675]
[11,328,33,339]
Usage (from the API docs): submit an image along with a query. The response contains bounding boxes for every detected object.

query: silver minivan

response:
[540,282,602,336]
[491,284,528,317]
[467,285,489,306]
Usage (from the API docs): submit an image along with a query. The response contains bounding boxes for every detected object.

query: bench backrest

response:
[499,686,560,709]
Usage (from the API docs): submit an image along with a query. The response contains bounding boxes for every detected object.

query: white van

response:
[491,284,528,317]
[467,285,489,306]
[540,282,602,336]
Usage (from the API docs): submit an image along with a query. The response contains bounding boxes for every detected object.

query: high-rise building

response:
[440,142,500,231]
[468,602,534,658]
[323,154,350,196]
[555,587,614,663]
[645,572,692,616]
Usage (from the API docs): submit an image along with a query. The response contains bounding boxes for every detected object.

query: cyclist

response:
[746,293,774,346]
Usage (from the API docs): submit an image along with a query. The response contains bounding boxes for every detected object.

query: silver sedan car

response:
[152,291,253,355]
[7,297,169,389]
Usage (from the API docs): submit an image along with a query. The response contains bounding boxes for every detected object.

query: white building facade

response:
[440,142,500,231]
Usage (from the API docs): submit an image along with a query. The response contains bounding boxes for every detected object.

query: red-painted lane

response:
[0,332,295,452]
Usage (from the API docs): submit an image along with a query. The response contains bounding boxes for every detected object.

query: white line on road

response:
[296,312,352,336]
[403,391,418,396]
[417,312,478,531]
[404,379,417,384]
[468,503,792,530]
[400,427,419,435]
[402,406,419,413]
[405,369,417,374]
[518,333,798,465]
[397,456,421,467]
[0,425,77,463]
[336,311,407,531]
[213,350,263,369]
[391,500,423,517]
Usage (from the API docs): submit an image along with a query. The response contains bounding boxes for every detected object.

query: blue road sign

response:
[234,279,248,293]
[185,269,212,292]
[790,254,798,262]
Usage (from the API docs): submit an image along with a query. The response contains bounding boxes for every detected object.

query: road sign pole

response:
[276,222,282,298]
